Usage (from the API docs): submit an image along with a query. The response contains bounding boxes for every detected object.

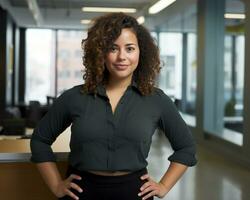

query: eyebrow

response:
[112,43,137,46]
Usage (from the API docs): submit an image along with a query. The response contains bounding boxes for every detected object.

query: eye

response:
[127,46,135,52]
[110,46,118,52]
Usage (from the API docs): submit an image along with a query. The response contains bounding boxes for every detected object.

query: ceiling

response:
[0,0,245,32]
[0,0,197,31]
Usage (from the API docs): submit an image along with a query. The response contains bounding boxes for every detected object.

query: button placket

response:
[105,88,132,169]
[105,99,116,169]
[113,89,131,120]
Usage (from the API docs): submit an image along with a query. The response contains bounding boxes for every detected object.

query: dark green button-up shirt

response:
[30,82,197,171]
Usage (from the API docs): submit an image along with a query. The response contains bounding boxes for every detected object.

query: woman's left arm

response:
[138,162,188,199]
[137,89,198,199]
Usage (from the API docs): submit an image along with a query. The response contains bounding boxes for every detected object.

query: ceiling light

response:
[149,0,176,14]
[26,0,43,25]
[80,20,92,24]
[137,16,145,24]
[224,13,245,19]
[82,7,136,13]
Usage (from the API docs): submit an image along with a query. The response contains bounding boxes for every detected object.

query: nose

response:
[117,49,126,60]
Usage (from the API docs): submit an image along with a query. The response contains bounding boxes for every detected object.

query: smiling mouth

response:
[114,64,129,70]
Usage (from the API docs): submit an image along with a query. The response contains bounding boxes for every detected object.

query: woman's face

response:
[105,28,140,83]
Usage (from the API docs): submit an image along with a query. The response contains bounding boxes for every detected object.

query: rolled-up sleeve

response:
[157,89,197,166]
[30,91,72,163]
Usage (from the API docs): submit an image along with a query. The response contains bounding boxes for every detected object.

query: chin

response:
[111,71,133,79]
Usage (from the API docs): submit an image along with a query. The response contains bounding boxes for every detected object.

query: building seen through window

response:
[25,29,55,104]
[57,30,87,95]
[25,29,87,104]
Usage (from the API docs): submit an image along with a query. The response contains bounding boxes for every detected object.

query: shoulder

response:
[150,87,176,109]
[152,87,163,96]
[55,84,88,103]
[58,84,85,97]
[152,87,172,100]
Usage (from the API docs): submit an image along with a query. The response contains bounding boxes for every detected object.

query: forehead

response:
[113,28,138,44]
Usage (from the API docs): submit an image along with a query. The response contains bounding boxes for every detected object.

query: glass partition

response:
[222,0,245,145]
[25,29,55,104]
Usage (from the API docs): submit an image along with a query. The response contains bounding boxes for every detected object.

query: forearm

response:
[36,162,63,195]
[159,162,188,193]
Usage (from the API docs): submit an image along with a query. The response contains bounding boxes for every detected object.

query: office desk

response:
[0,128,71,200]
[0,127,71,162]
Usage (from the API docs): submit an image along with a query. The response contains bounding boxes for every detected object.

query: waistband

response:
[66,166,148,184]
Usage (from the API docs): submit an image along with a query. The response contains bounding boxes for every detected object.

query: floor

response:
[147,132,250,200]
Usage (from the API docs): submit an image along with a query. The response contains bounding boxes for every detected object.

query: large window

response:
[57,31,87,95]
[186,33,197,116]
[25,29,55,104]
[221,0,245,145]
[158,33,183,99]
[223,34,245,145]
[157,32,197,127]
[25,29,87,104]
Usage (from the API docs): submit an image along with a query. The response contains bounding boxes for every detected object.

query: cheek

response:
[105,55,115,70]
[106,54,114,64]
[130,53,140,66]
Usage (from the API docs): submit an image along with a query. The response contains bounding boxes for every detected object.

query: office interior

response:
[0,0,250,199]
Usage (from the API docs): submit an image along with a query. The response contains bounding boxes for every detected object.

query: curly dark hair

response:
[81,12,160,95]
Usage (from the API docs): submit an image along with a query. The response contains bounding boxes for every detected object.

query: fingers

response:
[141,190,156,200]
[69,182,83,193]
[65,188,80,200]
[140,173,150,180]
[138,174,162,200]
[68,174,82,182]
[140,180,151,190]
[67,174,83,191]
[65,174,83,199]
[138,184,155,199]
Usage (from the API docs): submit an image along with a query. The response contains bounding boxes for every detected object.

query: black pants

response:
[59,166,154,200]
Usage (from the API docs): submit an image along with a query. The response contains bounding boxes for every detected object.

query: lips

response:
[113,64,129,70]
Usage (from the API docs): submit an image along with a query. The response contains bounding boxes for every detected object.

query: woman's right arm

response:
[30,89,81,198]
[36,162,83,200]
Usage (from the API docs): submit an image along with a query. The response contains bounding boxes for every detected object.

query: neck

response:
[106,76,132,91]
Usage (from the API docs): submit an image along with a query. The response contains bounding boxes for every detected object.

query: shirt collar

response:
[96,80,141,98]
[96,84,107,98]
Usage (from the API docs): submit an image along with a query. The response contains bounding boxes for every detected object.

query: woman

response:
[30,12,197,200]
